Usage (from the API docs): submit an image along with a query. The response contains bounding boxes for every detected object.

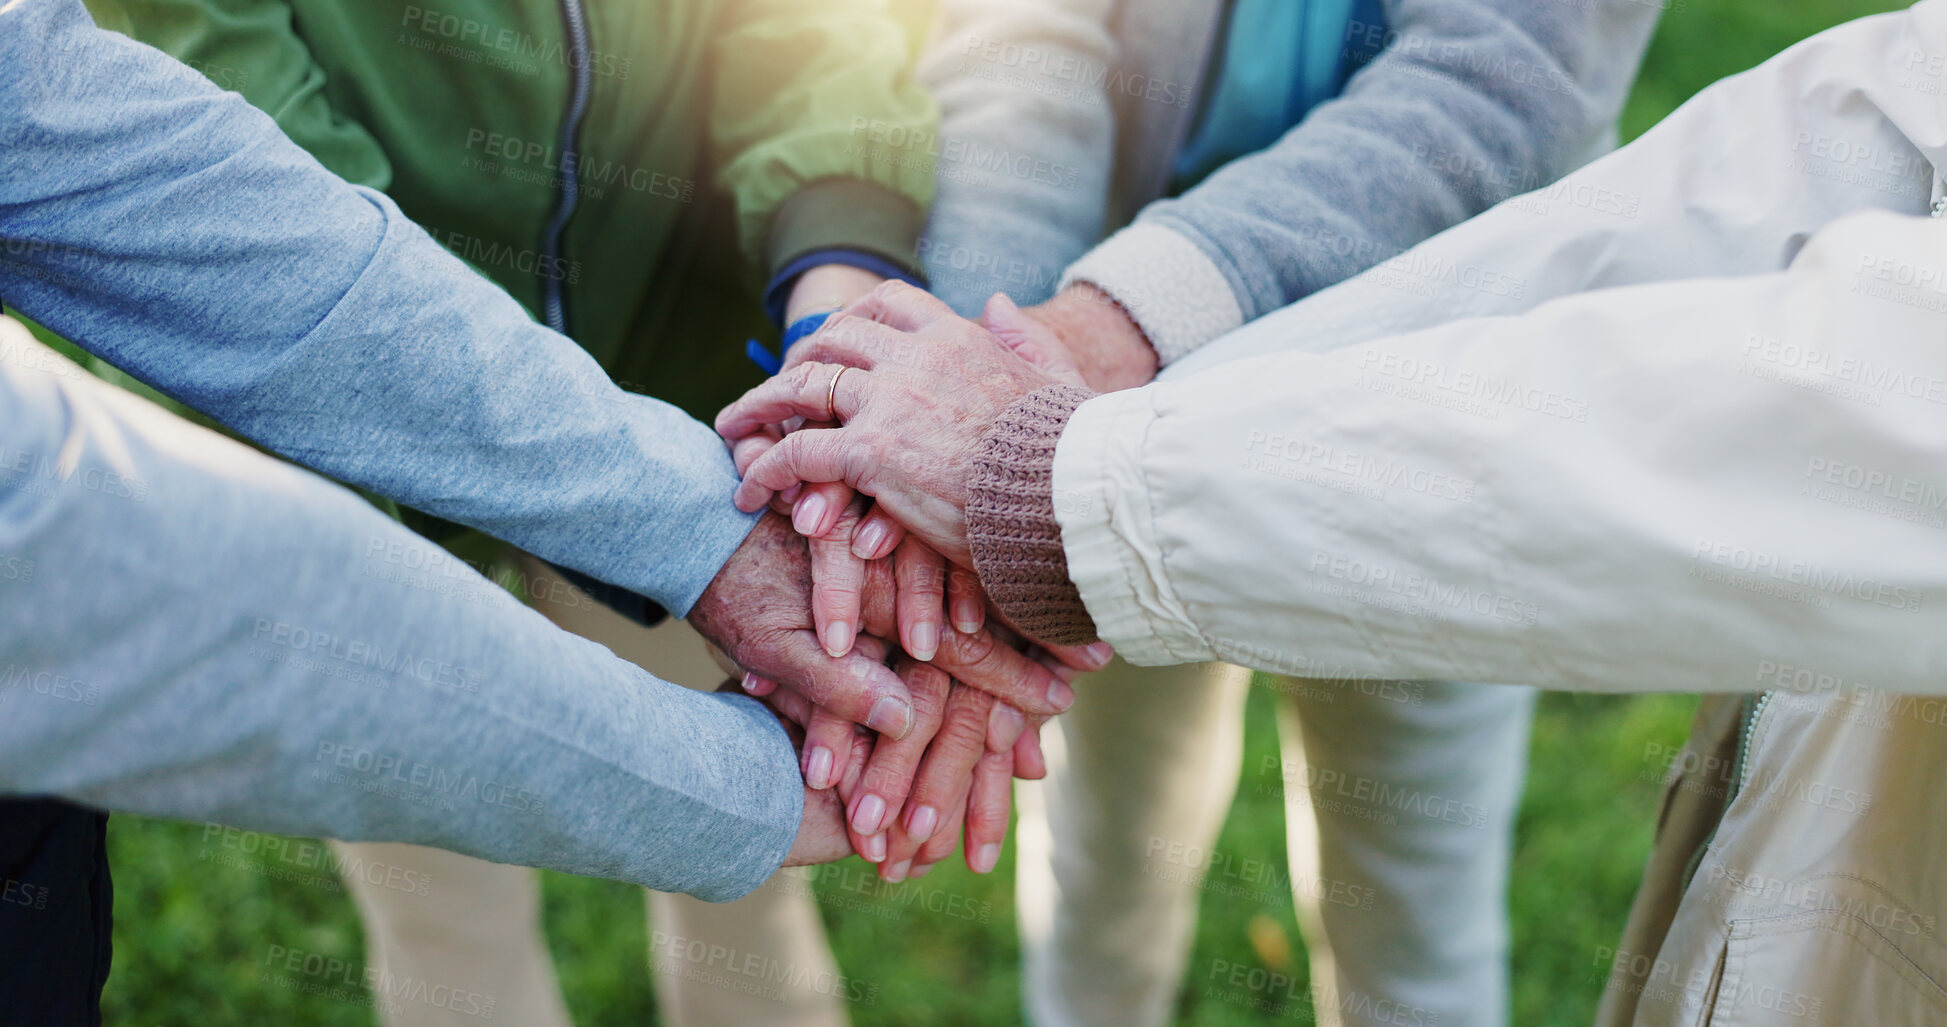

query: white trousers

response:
[1018,659,1535,1027]
[332,557,847,1027]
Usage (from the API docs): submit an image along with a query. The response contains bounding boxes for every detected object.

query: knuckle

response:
[942,628,998,668]
[934,709,988,754]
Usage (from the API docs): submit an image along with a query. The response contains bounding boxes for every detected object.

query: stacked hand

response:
[705,281,1127,877]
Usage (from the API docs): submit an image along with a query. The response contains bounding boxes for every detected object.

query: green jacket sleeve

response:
[83,0,392,189]
[706,0,940,279]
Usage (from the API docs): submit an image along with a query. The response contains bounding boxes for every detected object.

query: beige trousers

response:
[332,557,846,1027]
[1018,659,1535,1027]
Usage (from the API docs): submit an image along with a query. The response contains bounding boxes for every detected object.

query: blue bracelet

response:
[746,310,835,375]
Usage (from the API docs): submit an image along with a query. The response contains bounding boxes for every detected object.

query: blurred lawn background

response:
[102,1,1908,1024]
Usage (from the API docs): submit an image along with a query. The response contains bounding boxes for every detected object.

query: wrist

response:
[1030,285,1159,393]
[786,265,884,325]
[966,384,1100,647]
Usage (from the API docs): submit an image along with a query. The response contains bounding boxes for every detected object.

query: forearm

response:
[914,0,1117,315]
[1065,1,1941,391]
[0,328,800,901]
[1166,3,1944,382]
[0,0,751,615]
[1063,0,1661,365]
[716,0,937,278]
[1039,210,1947,694]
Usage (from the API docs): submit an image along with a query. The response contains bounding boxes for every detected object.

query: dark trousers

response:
[0,798,110,1026]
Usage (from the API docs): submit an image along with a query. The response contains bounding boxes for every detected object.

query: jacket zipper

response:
[1730,691,1773,801]
[1675,692,1772,892]
[540,0,592,335]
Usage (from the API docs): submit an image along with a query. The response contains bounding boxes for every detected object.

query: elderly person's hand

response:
[716,281,1089,567]
[746,544,1110,864]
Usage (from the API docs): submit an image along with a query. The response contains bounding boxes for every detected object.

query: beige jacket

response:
[1603,690,1947,1024]
[1027,2,1947,1021]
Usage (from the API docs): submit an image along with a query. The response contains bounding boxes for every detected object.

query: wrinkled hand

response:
[743,547,1102,782]
[716,281,1086,567]
[687,512,918,737]
[751,550,1108,873]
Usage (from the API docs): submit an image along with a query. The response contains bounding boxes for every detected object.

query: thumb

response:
[982,293,1086,386]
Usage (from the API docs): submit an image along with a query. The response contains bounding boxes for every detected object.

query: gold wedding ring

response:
[824,365,847,423]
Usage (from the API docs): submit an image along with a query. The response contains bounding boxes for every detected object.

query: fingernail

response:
[973,843,1001,874]
[952,598,983,634]
[1047,676,1075,712]
[989,703,1024,751]
[866,697,914,738]
[909,862,933,879]
[883,859,912,883]
[908,622,940,662]
[741,672,761,693]
[805,746,834,790]
[780,484,803,505]
[792,492,829,536]
[823,620,854,658]
[852,794,887,836]
[852,520,890,559]
[863,833,888,863]
[1084,642,1115,669]
[907,804,940,844]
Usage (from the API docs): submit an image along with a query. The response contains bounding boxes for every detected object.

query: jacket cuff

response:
[1059,222,1246,366]
[968,385,1100,646]
[766,178,926,284]
[762,249,924,328]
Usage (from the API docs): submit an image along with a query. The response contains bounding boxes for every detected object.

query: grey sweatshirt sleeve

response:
[914,0,1119,316]
[0,323,801,901]
[1062,0,1662,364]
[0,0,753,617]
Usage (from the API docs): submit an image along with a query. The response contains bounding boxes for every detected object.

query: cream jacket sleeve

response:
[1055,3,1947,697]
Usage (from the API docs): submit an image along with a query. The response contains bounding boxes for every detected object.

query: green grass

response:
[99,2,1904,1023]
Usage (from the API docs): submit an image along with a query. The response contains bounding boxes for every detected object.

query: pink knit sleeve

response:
[966,385,1100,646]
